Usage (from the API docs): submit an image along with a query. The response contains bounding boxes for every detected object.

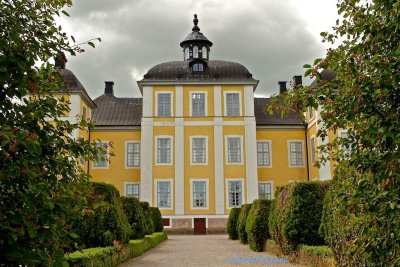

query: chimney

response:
[54,53,67,69]
[278,81,287,94]
[293,75,302,88]
[105,81,114,95]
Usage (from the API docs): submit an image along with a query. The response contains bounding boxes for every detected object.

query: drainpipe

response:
[305,123,310,181]
[87,118,91,176]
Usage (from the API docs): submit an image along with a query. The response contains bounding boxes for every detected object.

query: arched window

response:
[202,46,207,59]
[193,46,199,58]
[185,47,189,60]
[193,63,204,72]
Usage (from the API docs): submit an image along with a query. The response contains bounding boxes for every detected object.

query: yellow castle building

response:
[59,15,338,234]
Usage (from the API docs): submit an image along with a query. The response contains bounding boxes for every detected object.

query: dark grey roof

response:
[254,98,305,126]
[60,69,85,91]
[311,70,336,87]
[92,95,142,126]
[141,60,256,82]
[180,31,213,47]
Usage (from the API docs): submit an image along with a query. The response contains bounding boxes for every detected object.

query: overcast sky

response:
[58,0,339,99]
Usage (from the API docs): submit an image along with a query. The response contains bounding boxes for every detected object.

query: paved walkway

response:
[119,235,299,267]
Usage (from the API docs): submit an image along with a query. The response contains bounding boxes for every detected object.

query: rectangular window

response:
[226,92,240,116]
[94,142,108,168]
[191,93,206,117]
[157,138,171,164]
[192,181,207,208]
[227,137,242,163]
[157,181,171,208]
[157,93,171,117]
[191,137,206,164]
[125,183,139,198]
[82,106,87,120]
[257,141,271,166]
[289,141,304,166]
[126,142,140,167]
[228,181,242,207]
[309,107,314,120]
[340,131,351,155]
[311,137,316,164]
[258,183,272,199]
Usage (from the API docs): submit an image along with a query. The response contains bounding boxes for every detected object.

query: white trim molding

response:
[256,139,272,168]
[287,139,306,168]
[154,179,174,210]
[190,178,209,210]
[189,136,208,165]
[189,91,208,117]
[124,140,141,169]
[224,135,244,165]
[225,178,245,209]
[154,135,174,166]
[223,91,242,117]
[155,91,174,117]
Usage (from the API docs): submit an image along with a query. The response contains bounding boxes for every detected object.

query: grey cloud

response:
[62,0,328,99]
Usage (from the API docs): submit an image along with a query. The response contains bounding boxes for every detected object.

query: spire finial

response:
[192,14,200,31]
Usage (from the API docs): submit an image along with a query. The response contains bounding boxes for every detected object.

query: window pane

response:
[157,138,171,163]
[228,181,242,207]
[257,142,270,166]
[192,137,206,163]
[193,181,207,207]
[192,93,205,117]
[185,47,189,60]
[289,141,303,166]
[157,93,171,117]
[157,181,171,208]
[126,184,139,198]
[258,183,271,199]
[226,93,240,116]
[202,46,207,59]
[94,142,107,167]
[127,143,140,167]
[311,138,316,164]
[193,46,199,58]
[227,137,241,163]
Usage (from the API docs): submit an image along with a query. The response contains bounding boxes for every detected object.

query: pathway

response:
[119,235,299,267]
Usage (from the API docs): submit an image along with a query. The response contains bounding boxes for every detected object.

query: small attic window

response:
[193,46,199,58]
[185,47,189,60]
[193,63,204,72]
[202,46,207,59]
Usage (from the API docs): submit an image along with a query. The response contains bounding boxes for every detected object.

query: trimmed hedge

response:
[67,232,168,267]
[245,199,273,252]
[227,207,241,240]
[78,182,131,247]
[140,202,155,235]
[150,207,164,232]
[269,181,329,254]
[121,196,146,240]
[237,204,252,244]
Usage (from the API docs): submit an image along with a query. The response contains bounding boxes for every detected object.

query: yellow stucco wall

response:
[307,123,319,180]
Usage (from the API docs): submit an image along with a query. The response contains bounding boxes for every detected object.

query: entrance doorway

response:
[193,218,206,235]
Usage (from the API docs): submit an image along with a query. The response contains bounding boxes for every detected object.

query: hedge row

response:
[227,207,241,240]
[67,232,168,267]
[245,199,272,252]
[237,204,252,244]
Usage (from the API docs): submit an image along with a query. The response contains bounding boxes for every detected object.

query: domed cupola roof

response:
[180,14,213,48]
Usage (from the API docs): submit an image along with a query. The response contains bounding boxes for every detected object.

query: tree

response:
[270,0,399,265]
[0,0,101,265]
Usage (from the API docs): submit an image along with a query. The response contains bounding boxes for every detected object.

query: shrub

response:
[150,207,164,232]
[227,207,241,240]
[246,199,272,252]
[269,181,329,254]
[237,204,252,244]
[140,202,155,235]
[121,196,146,240]
[78,182,131,247]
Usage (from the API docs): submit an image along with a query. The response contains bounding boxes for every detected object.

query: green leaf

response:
[303,64,311,68]
[61,10,70,17]
[87,41,95,48]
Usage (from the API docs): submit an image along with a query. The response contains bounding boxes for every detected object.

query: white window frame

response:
[125,141,140,168]
[92,140,109,169]
[225,135,244,165]
[189,91,208,117]
[225,178,244,209]
[310,135,316,164]
[190,136,208,165]
[184,47,189,60]
[224,91,242,116]
[155,136,173,166]
[193,46,199,58]
[190,178,209,210]
[258,181,273,199]
[155,91,174,117]
[82,105,87,120]
[287,140,305,167]
[257,140,272,168]
[338,129,351,156]
[154,179,174,210]
[202,46,207,59]
[124,182,140,198]
[309,107,314,121]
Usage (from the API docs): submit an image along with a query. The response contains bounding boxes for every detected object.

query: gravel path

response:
[119,235,299,267]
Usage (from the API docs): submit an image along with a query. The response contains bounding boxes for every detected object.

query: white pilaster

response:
[245,117,258,203]
[214,85,222,117]
[141,86,153,205]
[214,85,224,214]
[142,86,152,117]
[244,85,255,117]
[175,86,184,214]
[317,106,332,180]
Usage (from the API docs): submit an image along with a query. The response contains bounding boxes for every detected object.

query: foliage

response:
[78,183,131,248]
[150,207,164,232]
[120,196,146,240]
[140,202,155,235]
[269,1,399,265]
[66,232,168,267]
[0,0,102,265]
[269,181,328,254]
[299,245,333,258]
[227,207,241,240]
[245,199,272,252]
[236,204,252,244]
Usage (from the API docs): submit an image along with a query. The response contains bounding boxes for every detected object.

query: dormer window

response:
[202,46,207,59]
[193,63,204,72]
[185,47,189,60]
[193,46,199,58]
